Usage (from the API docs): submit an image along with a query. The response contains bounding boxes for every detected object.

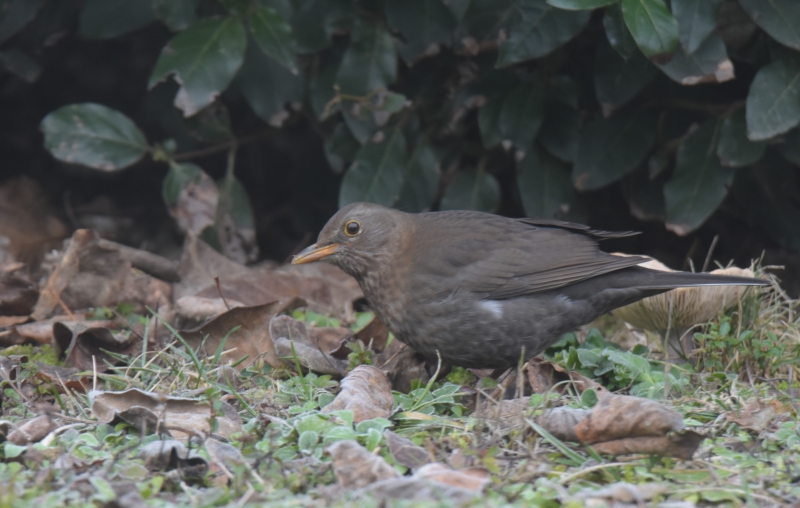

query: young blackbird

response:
[292,202,769,368]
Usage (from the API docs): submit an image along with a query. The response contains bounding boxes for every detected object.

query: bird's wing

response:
[425,215,649,298]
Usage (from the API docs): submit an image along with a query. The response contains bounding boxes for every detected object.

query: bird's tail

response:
[627,266,770,290]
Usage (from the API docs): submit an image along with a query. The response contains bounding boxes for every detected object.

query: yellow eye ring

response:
[343,220,361,236]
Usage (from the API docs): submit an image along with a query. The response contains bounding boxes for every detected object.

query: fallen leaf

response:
[175,235,361,316]
[526,358,601,395]
[0,354,28,381]
[137,439,209,476]
[269,315,354,354]
[322,365,393,423]
[181,298,303,370]
[90,388,243,440]
[538,406,591,442]
[574,391,684,443]
[385,430,433,469]
[274,337,348,375]
[378,338,429,393]
[413,463,490,492]
[2,316,115,347]
[174,296,245,325]
[6,414,57,445]
[0,271,38,316]
[327,440,400,489]
[571,481,668,504]
[726,399,777,433]
[34,362,93,392]
[53,322,139,371]
[0,315,29,327]
[590,430,704,459]
[358,477,479,505]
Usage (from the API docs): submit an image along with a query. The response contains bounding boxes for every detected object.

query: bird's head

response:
[291,202,407,278]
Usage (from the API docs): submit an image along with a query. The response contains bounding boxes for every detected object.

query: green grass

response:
[1,279,799,507]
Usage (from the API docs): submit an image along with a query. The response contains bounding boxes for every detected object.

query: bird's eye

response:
[344,220,361,236]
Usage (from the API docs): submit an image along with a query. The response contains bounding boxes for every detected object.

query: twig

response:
[214,276,231,311]
[171,130,272,161]
[702,235,719,273]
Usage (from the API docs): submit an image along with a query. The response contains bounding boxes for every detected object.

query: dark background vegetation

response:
[1,0,799,294]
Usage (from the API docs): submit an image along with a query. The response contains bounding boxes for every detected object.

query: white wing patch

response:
[479,300,504,318]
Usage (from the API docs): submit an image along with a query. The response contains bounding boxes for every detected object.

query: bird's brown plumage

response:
[293,202,769,368]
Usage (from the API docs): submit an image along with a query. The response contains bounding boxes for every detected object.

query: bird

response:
[292,202,769,369]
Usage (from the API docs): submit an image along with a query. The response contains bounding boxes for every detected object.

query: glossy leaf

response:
[339,129,408,207]
[738,0,800,51]
[665,120,734,235]
[621,0,679,59]
[336,20,397,96]
[396,141,440,212]
[292,0,356,54]
[479,81,545,149]
[385,0,456,63]
[152,0,196,31]
[440,168,500,212]
[518,145,577,218]
[497,0,591,67]
[572,109,657,191]
[149,17,247,117]
[40,103,149,171]
[249,6,297,73]
[79,0,155,39]
[594,39,656,114]
[0,0,46,45]
[717,109,766,167]
[655,32,733,85]
[546,0,617,9]
[325,123,361,174]
[746,59,800,141]
[237,40,304,127]
[539,100,580,162]
[603,3,638,59]
[671,0,722,53]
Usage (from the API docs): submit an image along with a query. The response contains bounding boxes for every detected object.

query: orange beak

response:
[291,243,342,265]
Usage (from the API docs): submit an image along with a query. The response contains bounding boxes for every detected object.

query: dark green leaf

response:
[457,0,513,45]
[309,44,345,119]
[152,0,196,31]
[79,0,155,39]
[738,0,800,51]
[518,145,577,218]
[664,120,734,235]
[336,20,397,97]
[339,129,408,207]
[594,39,656,114]
[778,127,800,165]
[0,48,41,83]
[572,109,657,191]
[162,162,206,206]
[185,103,233,143]
[479,81,545,149]
[218,0,249,16]
[386,0,456,63]
[396,141,439,212]
[237,38,304,127]
[621,0,679,59]
[603,3,638,59]
[496,0,591,67]
[546,0,617,9]
[292,0,355,53]
[40,103,149,171]
[249,6,297,73]
[149,17,246,117]
[440,168,500,212]
[0,0,46,45]
[671,0,722,53]
[655,33,734,85]
[342,103,377,144]
[717,109,766,167]
[325,123,360,174]
[539,100,579,162]
[216,171,259,263]
[746,58,800,141]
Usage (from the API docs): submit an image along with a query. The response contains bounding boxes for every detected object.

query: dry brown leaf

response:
[181,298,302,370]
[274,337,348,375]
[590,430,704,459]
[413,463,490,492]
[538,406,591,442]
[90,388,242,440]
[174,296,245,325]
[322,365,393,423]
[359,477,479,505]
[0,355,27,381]
[175,235,361,316]
[167,169,217,237]
[0,271,38,316]
[270,315,353,374]
[726,399,779,433]
[526,358,601,395]
[137,439,209,475]
[2,316,115,347]
[574,391,684,443]
[52,322,139,371]
[384,430,433,469]
[378,337,429,393]
[0,315,29,328]
[34,362,93,392]
[571,481,668,505]
[6,414,57,445]
[327,440,400,489]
